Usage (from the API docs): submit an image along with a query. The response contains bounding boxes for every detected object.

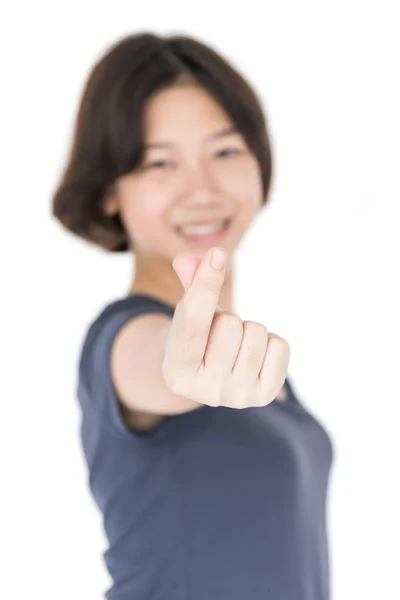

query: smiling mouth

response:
[175,218,232,243]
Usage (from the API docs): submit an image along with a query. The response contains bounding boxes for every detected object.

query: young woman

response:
[52,32,334,600]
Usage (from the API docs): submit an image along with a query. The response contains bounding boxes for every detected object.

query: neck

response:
[130,252,235,313]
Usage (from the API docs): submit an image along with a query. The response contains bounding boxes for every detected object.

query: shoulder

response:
[78,294,175,392]
[82,294,174,350]
[77,294,176,439]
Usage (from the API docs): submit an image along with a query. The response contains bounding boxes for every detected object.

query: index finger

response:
[168,247,227,370]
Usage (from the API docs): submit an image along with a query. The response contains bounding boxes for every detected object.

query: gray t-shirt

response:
[78,294,334,600]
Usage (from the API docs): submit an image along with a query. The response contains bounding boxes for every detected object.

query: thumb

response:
[172,251,223,311]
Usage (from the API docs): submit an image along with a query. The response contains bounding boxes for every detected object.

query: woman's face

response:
[106,82,264,264]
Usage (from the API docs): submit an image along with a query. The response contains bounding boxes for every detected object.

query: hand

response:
[162,247,290,408]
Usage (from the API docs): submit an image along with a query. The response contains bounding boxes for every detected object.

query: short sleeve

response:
[77,295,175,443]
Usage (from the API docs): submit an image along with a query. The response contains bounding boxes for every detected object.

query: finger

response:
[257,334,290,401]
[201,312,243,377]
[168,247,227,370]
[172,251,223,310]
[172,252,202,291]
[194,313,243,407]
[231,321,269,383]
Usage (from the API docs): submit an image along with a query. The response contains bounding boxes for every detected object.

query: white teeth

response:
[179,220,227,236]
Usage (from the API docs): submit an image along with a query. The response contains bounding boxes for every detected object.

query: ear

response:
[102,188,120,217]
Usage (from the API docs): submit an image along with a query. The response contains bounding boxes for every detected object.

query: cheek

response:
[115,178,172,250]
[119,177,170,226]
[216,158,262,206]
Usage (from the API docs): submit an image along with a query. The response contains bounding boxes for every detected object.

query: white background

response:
[1,1,399,599]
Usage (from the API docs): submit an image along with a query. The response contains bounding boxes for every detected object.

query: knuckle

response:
[250,381,273,406]
[218,313,243,333]
[200,376,222,407]
[243,321,268,347]
[232,396,250,409]
[243,320,268,336]
[162,361,193,396]
[269,334,290,355]
[226,387,251,409]
[254,392,273,407]
[162,363,186,394]
[164,370,185,395]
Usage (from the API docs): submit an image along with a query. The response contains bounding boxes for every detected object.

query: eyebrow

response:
[144,126,239,149]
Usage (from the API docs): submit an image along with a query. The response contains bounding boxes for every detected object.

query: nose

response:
[181,163,219,207]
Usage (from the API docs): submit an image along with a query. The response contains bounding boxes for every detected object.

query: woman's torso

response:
[77,295,334,600]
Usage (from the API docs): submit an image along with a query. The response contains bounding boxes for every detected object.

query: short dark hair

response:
[51,33,274,252]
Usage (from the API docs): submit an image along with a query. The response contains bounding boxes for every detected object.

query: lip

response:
[175,218,231,229]
[175,218,232,246]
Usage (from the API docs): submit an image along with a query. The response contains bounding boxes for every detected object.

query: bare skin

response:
[105,82,288,416]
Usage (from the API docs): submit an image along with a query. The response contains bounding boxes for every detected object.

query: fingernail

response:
[211,248,226,270]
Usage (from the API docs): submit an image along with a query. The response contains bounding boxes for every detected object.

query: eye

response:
[147,159,173,169]
[216,147,241,158]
